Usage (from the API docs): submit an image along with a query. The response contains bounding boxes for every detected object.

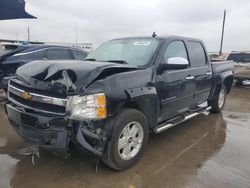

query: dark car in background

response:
[0,44,88,91]
[226,52,250,85]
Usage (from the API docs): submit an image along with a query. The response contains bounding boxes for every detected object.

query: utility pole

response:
[27,26,30,41]
[219,10,226,55]
[75,22,78,45]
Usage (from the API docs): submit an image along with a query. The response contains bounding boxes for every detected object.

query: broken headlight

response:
[67,93,106,120]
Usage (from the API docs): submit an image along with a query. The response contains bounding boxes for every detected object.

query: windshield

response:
[227,53,250,63]
[87,38,159,66]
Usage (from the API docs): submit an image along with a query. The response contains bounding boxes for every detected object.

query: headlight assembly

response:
[67,93,106,120]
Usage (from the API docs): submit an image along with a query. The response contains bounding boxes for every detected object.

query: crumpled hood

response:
[16,60,138,94]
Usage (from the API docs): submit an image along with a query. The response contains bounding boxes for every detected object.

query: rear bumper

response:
[5,102,107,157]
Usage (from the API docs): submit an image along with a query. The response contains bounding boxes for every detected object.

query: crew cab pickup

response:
[5,36,234,170]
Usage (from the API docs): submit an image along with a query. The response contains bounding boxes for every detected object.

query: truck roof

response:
[112,35,203,43]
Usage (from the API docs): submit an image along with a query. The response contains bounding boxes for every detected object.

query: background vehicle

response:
[0,44,88,91]
[226,52,250,86]
[0,43,21,56]
[5,36,234,170]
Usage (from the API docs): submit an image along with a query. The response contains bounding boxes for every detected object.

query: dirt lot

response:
[0,87,250,188]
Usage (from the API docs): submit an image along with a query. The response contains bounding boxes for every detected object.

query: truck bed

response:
[211,60,234,74]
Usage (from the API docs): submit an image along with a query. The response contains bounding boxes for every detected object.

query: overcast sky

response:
[0,0,249,52]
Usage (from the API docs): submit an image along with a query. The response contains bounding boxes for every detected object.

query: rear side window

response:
[164,41,188,62]
[227,53,250,63]
[71,50,87,60]
[46,48,73,60]
[188,42,207,67]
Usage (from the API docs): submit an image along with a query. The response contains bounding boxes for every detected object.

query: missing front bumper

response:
[5,103,106,157]
[6,103,70,157]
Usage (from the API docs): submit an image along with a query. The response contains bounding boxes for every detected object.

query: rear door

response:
[187,41,212,104]
[156,40,196,121]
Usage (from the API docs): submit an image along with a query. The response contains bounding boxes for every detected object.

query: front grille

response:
[8,80,67,115]
[9,79,67,98]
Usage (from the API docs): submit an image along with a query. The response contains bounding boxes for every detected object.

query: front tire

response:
[209,84,227,113]
[102,108,149,171]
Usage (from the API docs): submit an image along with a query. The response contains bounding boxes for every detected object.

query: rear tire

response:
[102,108,149,171]
[209,84,227,113]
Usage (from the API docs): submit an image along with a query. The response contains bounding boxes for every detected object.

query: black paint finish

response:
[5,35,234,157]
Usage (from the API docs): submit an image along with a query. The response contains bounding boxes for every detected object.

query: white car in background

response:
[226,52,250,86]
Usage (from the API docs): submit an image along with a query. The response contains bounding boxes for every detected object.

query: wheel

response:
[102,108,149,170]
[209,84,227,113]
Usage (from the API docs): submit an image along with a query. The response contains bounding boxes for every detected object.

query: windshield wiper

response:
[85,58,128,64]
[85,58,97,61]
[105,60,128,64]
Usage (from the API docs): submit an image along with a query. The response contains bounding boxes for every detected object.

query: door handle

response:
[185,75,194,80]
[206,71,212,75]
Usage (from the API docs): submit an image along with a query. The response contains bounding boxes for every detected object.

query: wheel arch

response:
[223,75,234,93]
[123,87,159,129]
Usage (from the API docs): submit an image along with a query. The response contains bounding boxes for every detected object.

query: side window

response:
[26,49,46,59]
[188,42,207,67]
[71,50,87,60]
[12,49,46,59]
[164,41,188,63]
[46,48,73,60]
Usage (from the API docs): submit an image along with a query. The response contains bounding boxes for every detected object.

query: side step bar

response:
[154,106,212,134]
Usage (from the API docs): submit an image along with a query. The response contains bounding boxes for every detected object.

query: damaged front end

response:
[6,60,136,157]
[5,103,71,157]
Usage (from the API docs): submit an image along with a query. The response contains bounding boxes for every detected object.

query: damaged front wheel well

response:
[122,97,158,129]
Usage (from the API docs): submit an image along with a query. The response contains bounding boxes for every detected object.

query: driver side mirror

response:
[164,57,189,69]
[157,57,189,74]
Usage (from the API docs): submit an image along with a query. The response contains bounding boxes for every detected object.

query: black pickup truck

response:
[5,36,234,170]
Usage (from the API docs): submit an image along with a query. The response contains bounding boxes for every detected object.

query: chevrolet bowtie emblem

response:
[21,91,32,100]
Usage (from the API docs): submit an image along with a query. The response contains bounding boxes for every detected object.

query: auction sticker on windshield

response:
[133,41,151,46]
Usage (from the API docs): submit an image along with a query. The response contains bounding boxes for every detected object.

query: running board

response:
[154,106,212,134]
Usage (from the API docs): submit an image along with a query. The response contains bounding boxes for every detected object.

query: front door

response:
[156,40,196,122]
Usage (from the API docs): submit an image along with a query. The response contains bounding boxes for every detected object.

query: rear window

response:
[227,53,250,63]
[188,42,207,67]
[71,50,87,60]
[46,48,73,60]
